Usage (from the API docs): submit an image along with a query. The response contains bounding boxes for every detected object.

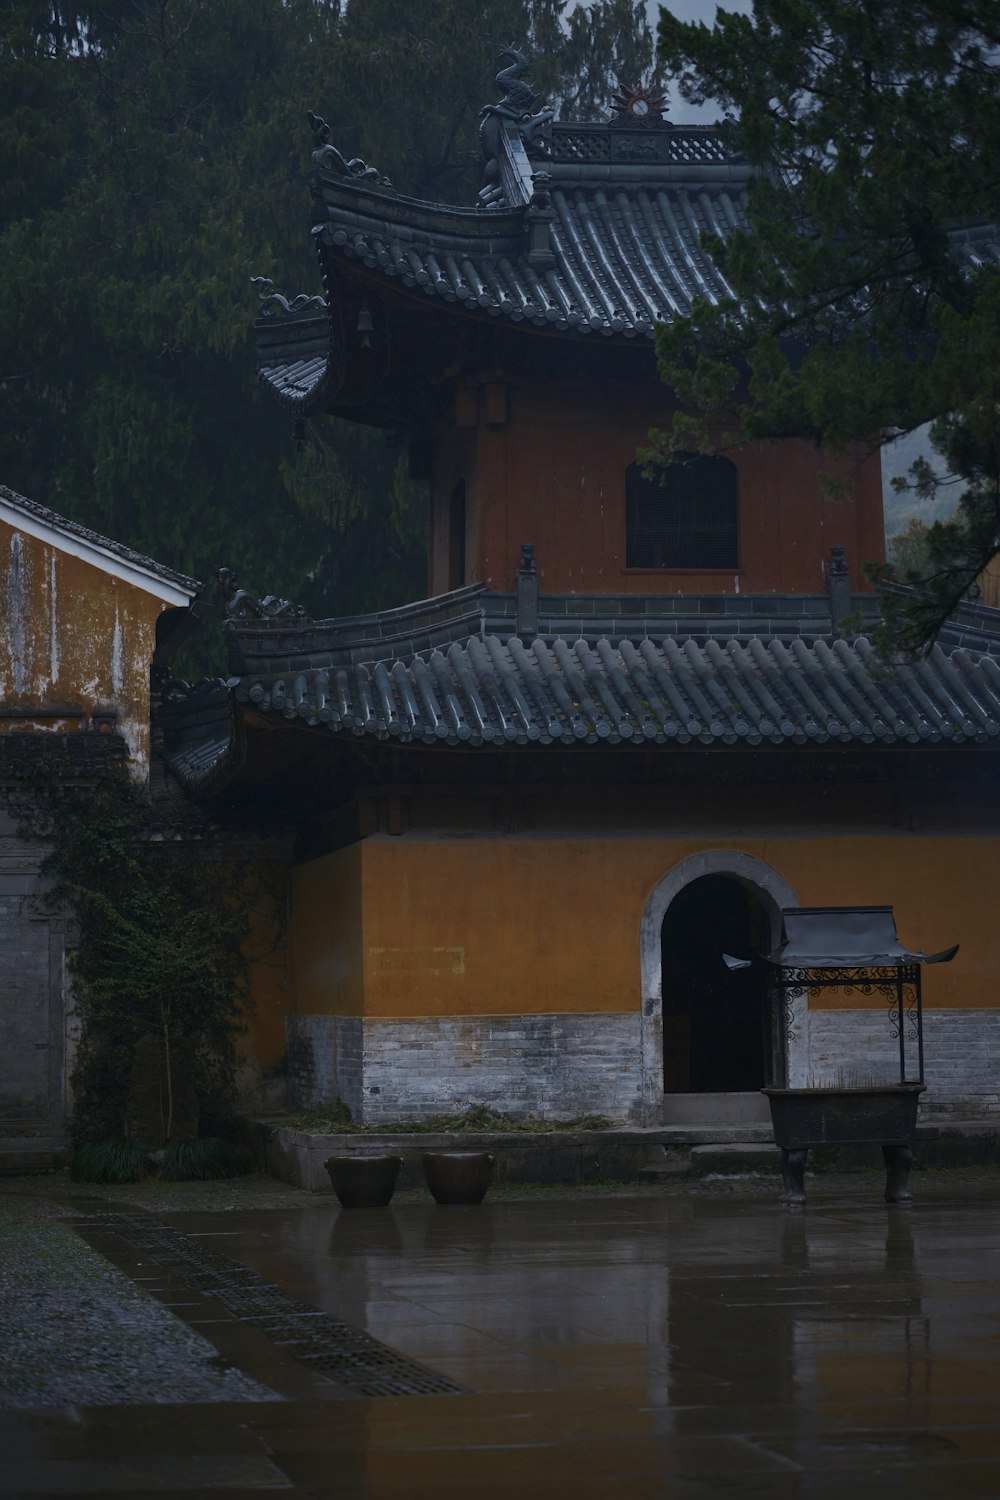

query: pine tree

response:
[654,0,1000,651]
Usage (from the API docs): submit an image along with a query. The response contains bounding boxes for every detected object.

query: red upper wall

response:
[428,380,884,597]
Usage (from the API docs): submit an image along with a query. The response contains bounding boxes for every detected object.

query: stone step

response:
[639,1141,781,1182]
[657,1124,776,1144]
[0,1139,68,1175]
[637,1162,691,1182]
[689,1142,780,1175]
[661,1092,772,1127]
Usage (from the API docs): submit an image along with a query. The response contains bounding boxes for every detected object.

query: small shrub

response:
[69,1138,148,1184]
[160,1137,258,1181]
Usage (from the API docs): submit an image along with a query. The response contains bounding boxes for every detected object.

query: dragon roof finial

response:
[479,45,553,209]
[494,44,537,114]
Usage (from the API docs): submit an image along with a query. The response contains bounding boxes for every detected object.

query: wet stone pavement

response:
[2,1173,1000,1497]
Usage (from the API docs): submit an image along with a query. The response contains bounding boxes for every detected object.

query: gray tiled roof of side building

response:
[0,485,201,595]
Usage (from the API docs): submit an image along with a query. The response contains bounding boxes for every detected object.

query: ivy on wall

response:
[22,769,278,1146]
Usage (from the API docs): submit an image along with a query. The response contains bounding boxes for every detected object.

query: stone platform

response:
[246,1117,1000,1193]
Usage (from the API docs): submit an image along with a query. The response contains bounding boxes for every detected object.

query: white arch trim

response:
[638,849,801,1122]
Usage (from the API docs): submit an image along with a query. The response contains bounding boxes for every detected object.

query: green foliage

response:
[865,483,1000,651]
[887,517,932,581]
[160,1137,258,1180]
[887,519,935,582]
[30,769,262,1145]
[653,0,1000,650]
[1,0,652,666]
[69,1138,149,1184]
[277,1102,613,1133]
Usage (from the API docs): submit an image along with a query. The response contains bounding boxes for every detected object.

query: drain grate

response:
[73,1211,463,1399]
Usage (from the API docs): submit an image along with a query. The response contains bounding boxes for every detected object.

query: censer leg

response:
[780,1147,808,1206]
[883,1143,914,1204]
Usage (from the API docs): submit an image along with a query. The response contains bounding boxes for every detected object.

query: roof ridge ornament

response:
[828,544,853,636]
[478,45,553,209]
[153,667,236,705]
[516,542,538,641]
[250,277,326,318]
[525,172,556,269]
[216,567,309,622]
[306,109,392,189]
[609,79,669,129]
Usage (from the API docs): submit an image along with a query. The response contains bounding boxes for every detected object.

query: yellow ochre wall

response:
[287,834,1000,1022]
[290,845,365,1018]
[0,519,176,777]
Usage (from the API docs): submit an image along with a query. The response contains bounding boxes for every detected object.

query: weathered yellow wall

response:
[285,834,1000,1020]
[0,520,172,776]
[290,845,365,1017]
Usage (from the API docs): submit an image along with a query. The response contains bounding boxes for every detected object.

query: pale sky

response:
[644,0,752,123]
[647,0,748,23]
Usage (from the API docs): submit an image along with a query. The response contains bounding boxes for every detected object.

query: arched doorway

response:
[661,874,770,1094]
[638,850,801,1123]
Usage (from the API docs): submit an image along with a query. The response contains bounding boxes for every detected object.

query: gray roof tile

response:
[0,485,200,595]
[225,622,1000,752]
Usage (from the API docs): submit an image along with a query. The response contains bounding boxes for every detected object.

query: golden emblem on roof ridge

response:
[610,80,668,127]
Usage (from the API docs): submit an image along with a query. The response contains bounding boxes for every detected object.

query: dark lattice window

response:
[626,454,738,569]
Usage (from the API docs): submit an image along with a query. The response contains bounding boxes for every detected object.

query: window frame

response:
[625,453,739,572]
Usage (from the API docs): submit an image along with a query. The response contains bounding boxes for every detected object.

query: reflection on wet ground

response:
[6,1185,1000,1497]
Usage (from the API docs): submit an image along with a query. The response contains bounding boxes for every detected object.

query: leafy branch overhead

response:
[653,0,1000,650]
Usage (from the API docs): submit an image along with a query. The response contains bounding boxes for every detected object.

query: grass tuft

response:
[69,1138,148,1184]
[159,1137,258,1181]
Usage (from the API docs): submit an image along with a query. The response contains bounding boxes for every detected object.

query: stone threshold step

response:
[657,1125,776,1145]
[639,1143,781,1182]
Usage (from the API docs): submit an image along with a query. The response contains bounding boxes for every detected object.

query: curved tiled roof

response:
[256,118,753,411]
[256,114,1000,414]
[253,308,333,412]
[312,182,745,334]
[159,584,1000,795]
[256,177,749,408]
[157,683,243,795]
[231,631,1000,751]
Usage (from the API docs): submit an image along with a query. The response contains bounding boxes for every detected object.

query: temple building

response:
[163,57,1000,1127]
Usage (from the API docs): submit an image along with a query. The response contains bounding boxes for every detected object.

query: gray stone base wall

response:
[285,1015,363,1117]
[285,1012,643,1126]
[287,1006,1000,1126]
[803,1008,1000,1119]
[0,809,67,1134]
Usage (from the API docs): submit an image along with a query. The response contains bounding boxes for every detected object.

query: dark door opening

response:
[661,874,771,1093]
